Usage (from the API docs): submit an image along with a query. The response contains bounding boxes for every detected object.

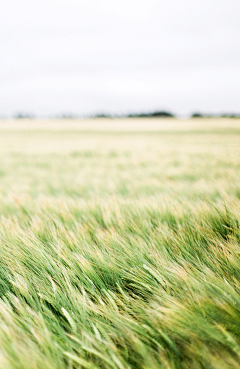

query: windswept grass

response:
[0,118,240,368]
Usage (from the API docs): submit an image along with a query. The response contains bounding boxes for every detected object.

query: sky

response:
[1,0,240,117]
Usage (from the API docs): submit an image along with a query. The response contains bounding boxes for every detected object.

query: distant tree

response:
[191,113,203,118]
[93,113,112,118]
[14,113,34,119]
[150,111,174,118]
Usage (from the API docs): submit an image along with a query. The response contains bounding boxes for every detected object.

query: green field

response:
[0,118,240,369]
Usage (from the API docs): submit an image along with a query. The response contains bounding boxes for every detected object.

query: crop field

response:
[0,118,240,369]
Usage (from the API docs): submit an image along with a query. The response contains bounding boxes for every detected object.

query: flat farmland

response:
[0,118,240,369]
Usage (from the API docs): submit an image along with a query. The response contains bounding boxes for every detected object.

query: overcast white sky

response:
[1,0,240,117]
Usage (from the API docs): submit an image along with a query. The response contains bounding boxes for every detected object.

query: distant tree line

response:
[6,111,240,120]
[88,111,240,119]
[127,111,174,118]
[14,113,35,119]
[191,113,240,118]
[91,111,175,119]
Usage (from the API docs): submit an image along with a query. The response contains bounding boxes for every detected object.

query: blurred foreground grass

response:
[0,118,240,368]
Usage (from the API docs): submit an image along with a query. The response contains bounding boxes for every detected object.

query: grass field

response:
[0,118,240,368]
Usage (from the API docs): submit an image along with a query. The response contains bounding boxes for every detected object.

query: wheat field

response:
[0,118,240,368]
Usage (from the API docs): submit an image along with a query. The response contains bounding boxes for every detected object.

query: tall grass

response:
[0,119,240,368]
